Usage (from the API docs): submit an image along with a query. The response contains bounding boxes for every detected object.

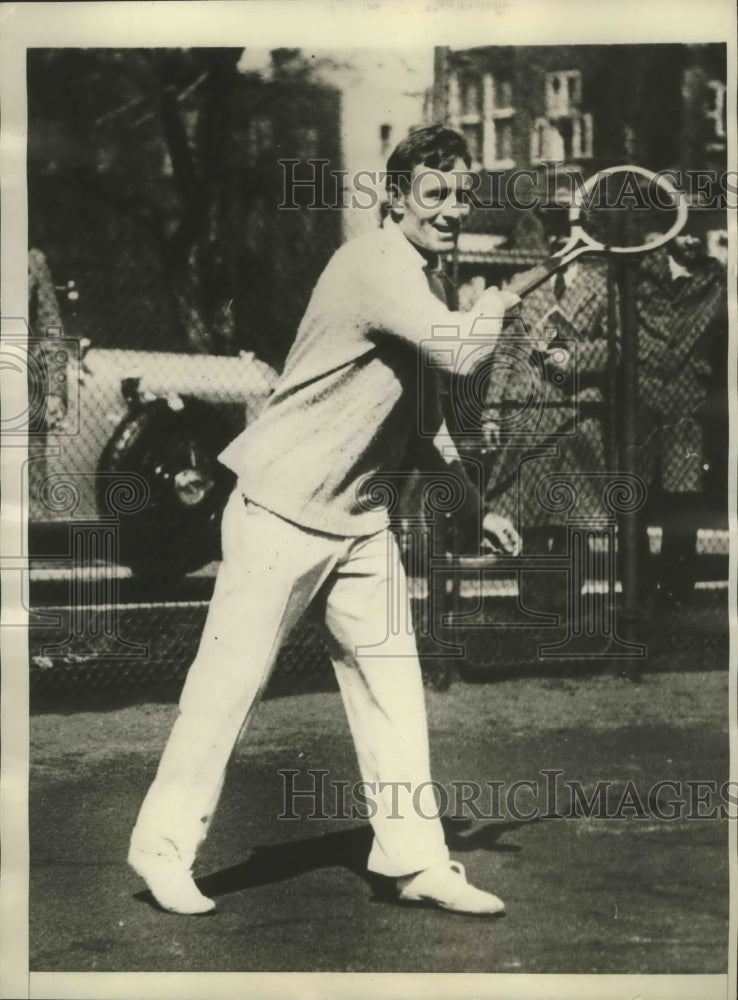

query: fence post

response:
[615,250,646,680]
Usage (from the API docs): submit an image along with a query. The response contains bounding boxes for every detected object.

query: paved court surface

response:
[30,670,731,973]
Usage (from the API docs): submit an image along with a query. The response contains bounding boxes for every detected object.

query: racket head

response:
[568,164,689,255]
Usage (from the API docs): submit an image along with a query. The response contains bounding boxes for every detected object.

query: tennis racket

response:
[508,164,689,299]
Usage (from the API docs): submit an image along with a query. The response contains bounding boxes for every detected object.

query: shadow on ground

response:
[132,817,529,915]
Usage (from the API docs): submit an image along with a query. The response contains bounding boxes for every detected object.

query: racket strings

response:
[577,173,682,251]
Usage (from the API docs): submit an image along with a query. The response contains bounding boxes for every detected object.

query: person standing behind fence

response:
[634,231,727,605]
[27,248,68,514]
[128,124,522,918]
[481,210,611,623]
[28,247,67,430]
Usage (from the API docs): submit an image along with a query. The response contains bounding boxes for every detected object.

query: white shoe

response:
[397,860,505,915]
[128,844,215,915]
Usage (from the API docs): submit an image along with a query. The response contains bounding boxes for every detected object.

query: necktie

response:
[553,269,567,302]
[425,266,456,309]
[424,265,467,437]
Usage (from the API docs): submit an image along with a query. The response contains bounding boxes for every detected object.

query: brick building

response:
[431,43,728,286]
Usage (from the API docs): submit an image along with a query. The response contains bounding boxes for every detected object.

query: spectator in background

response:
[27,249,68,515]
[481,218,727,617]
[481,199,611,621]
[28,247,68,431]
[29,247,62,335]
[634,231,727,605]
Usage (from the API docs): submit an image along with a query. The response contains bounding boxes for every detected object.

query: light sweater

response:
[219,220,505,536]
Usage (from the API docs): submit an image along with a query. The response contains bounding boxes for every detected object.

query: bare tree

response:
[28,48,342,361]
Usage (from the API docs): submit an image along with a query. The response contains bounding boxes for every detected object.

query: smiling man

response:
[128,124,520,917]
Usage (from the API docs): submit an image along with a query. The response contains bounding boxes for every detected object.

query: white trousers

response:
[130,490,449,878]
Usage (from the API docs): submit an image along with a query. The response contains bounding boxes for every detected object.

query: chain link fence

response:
[26,239,729,699]
[24,51,729,699]
[26,229,729,699]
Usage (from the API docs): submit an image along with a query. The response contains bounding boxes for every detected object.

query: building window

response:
[380,123,393,157]
[494,118,515,162]
[460,73,481,117]
[448,69,516,169]
[494,75,514,110]
[487,72,516,169]
[531,70,593,163]
[705,79,726,146]
[460,122,483,166]
[545,70,582,118]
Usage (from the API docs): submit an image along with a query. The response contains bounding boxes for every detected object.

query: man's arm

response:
[361,260,519,373]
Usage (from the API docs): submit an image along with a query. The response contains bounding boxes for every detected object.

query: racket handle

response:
[506,257,566,299]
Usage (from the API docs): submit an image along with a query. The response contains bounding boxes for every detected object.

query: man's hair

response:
[385,123,471,194]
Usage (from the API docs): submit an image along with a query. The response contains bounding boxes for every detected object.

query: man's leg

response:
[658,492,701,603]
[324,528,448,877]
[324,529,504,914]
[518,525,567,625]
[129,493,339,910]
[657,420,705,604]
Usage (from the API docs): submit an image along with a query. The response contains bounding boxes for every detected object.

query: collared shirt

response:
[666,254,692,282]
[219,221,465,536]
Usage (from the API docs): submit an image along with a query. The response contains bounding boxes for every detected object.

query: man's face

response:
[669,233,704,268]
[390,158,472,256]
[645,230,704,269]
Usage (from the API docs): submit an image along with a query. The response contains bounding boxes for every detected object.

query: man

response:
[634,231,727,603]
[482,194,610,623]
[27,248,68,523]
[28,247,67,431]
[128,124,520,916]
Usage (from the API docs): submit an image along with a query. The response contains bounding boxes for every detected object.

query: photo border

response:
[2,2,736,998]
